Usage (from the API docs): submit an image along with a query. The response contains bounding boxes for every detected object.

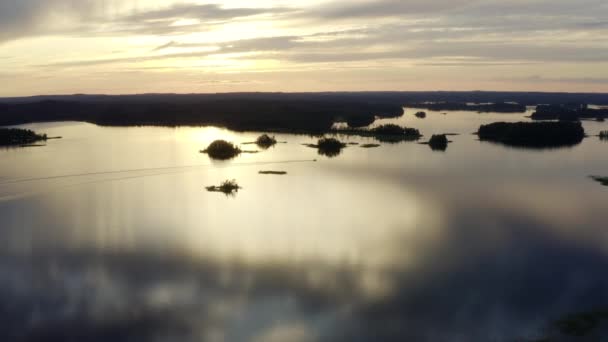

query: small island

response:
[591,176,608,187]
[255,134,278,149]
[201,140,242,160]
[428,134,449,151]
[206,179,241,195]
[333,124,422,143]
[259,171,287,175]
[477,121,585,148]
[305,137,347,157]
[415,111,427,119]
[0,128,48,147]
[530,309,608,340]
[600,131,608,140]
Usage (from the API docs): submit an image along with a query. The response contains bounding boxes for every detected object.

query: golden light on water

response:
[177,127,242,145]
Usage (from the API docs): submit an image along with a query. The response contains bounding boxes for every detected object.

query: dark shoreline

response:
[0,97,403,133]
[2,92,608,132]
[2,93,607,142]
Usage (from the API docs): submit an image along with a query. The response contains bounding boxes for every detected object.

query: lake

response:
[1,108,607,341]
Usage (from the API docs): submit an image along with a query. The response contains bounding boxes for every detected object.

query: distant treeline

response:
[3,91,608,106]
[407,102,526,113]
[2,92,608,132]
[0,98,403,132]
[531,104,608,121]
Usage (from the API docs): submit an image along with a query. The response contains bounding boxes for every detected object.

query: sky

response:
[1,0,608,96]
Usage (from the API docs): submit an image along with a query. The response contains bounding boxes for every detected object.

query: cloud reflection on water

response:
[1,176,608,341]
[1,120,608,341]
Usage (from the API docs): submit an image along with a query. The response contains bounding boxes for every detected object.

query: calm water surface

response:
[1,109,608,341]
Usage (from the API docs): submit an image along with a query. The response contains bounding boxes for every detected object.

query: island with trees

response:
[477,121,585,148]
[531,104,608,121]
[304,137,347,158]
[206,179,241,195]
[428,134,450,151]
[407,102,527,113]
[333,124,423,143]
[201,140,242,160]
[0,128,48,147]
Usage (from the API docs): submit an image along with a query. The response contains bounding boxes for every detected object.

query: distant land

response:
[1,91,608,133]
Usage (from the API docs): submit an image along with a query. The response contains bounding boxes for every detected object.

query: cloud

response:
[40,29,608,69]
[0,1,292,43]
[152,41,176,52]
[495,75,608,85]
[313,0,476,19]
[0,0,103,42]
[122,3,284,22]
[4,0,608,93]
[310,0,608,20]
[104,3,293,37]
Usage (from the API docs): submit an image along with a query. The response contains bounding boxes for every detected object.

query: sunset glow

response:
[2,0,608,96]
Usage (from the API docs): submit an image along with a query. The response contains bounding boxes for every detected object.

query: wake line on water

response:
[0,159,316,186]
[0,159,316,202]
[0,169,189,202]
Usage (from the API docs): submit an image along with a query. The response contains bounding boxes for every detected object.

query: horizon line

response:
[3,89,608,100]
